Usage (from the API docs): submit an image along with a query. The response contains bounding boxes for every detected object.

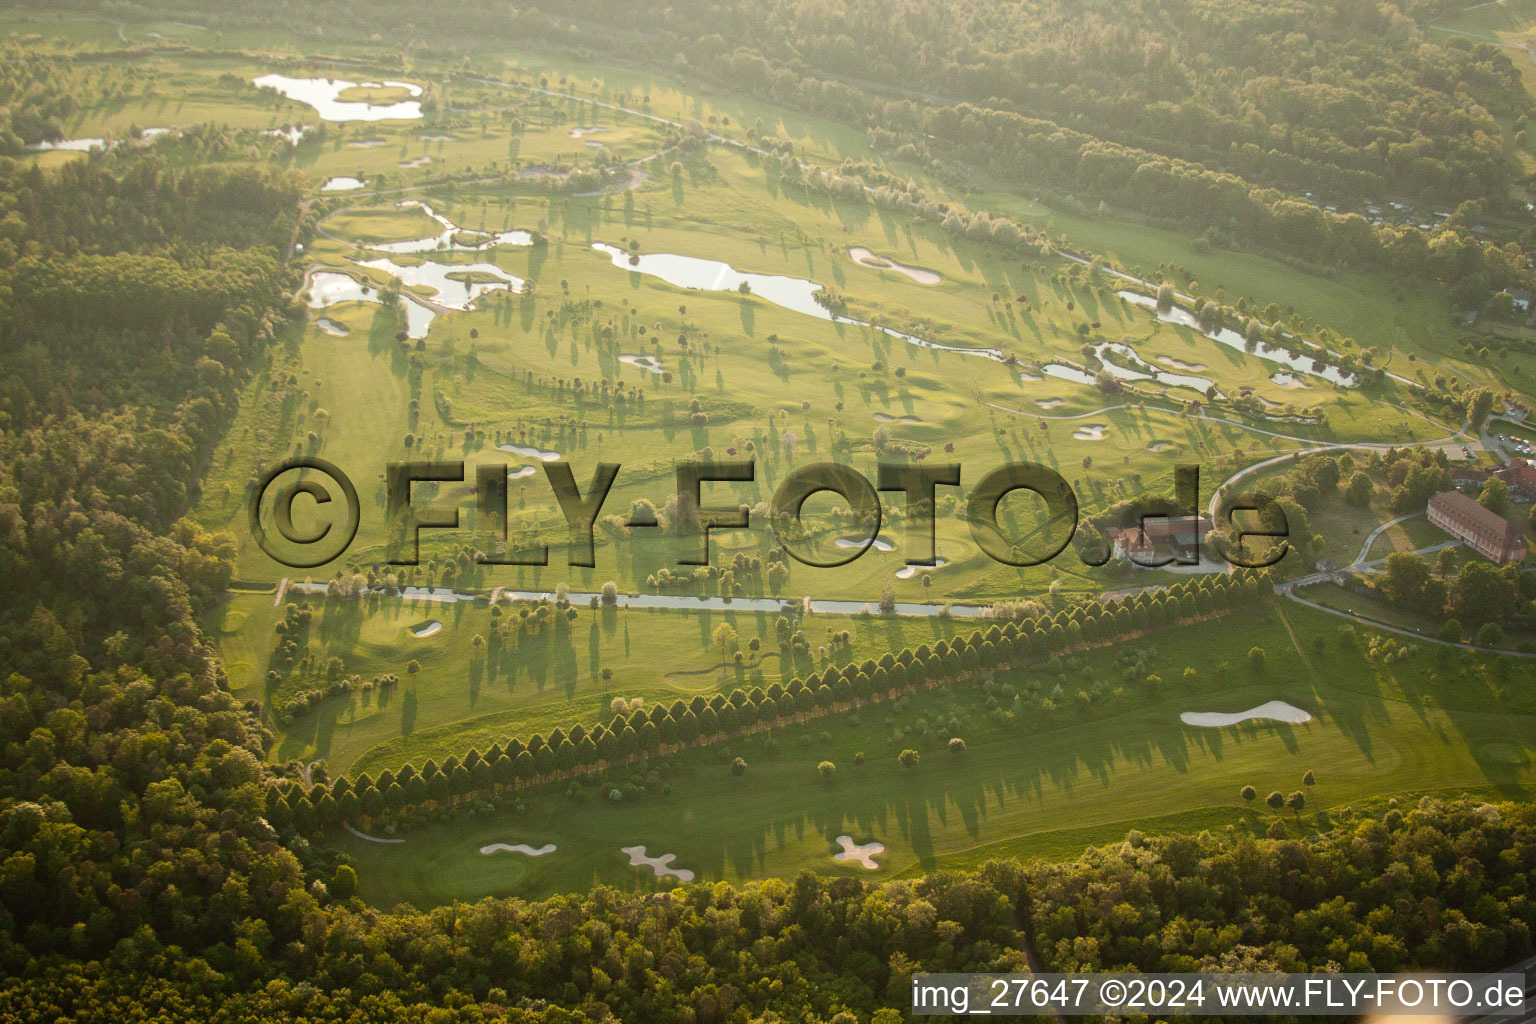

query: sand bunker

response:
[499,442,561,461]
[895,558,947,579]
[508,465,537,480]
[399,155,431,168]
[848,246,941,285]
[1036,398,1064,409]
[619,354,664,373]
[873,412,920,423]
[1147,441,1175,452]
[622,845,694,881]
[410,620,443,638]
[569,126,606,137]
[480,842,557,857]
[836,536,895,551]
[1270,372,1311,389]
[1072,424,1108,441]
[320,176,366,192]
[833,835,885,869]
[1180,700,1312,728]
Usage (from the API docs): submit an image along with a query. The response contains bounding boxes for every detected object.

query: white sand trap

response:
[480,842,557,857]
[895,558,947,579]
[1147,441,1175,452]
[836,536,895,551]
[410,620,443,638]
[833,835,885,870]
[848,246,941,284]
[1181,700,1312,728]
[1158,355,1207,371]
[569,126,606,137]
[873,412,920,423]
[1072,424,1108,441]
[619,354,664,373]
[1036,398,1064,409]
[321,176,366,192]
[508,465,537,479]
[399,155,431,168]
[499,443,561,461]
[622,845,694,881]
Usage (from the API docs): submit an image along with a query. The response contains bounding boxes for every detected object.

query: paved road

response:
[1279,584,1536,659]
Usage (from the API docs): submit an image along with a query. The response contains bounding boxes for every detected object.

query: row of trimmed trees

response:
[270,571,1267,831]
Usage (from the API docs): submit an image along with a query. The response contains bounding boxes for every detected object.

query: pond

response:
[252,74,424,121]
[1270,372,1310,389]
[1093,340,1217,394]
[307,271,435,338]
[367,200,534,254]
[848,246,941,285]
[1118,290,1357,387]
[354,255,525,309]
[592,243,1009,363]
[314,318,350,336]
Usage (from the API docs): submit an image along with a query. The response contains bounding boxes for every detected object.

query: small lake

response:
[848,246,941,285]
[1119,290,1356,387]
[592,243,1008,363]
[307,271,435,338]
[252,74,424,121]
[1093,340,1218,394]
[355,256,525,309]
[314,318,350,336]
[367,200,535,254]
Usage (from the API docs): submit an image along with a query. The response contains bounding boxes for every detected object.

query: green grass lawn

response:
[334,601,1536,906]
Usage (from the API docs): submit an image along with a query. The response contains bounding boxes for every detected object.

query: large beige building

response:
[1426,490,1528,565]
